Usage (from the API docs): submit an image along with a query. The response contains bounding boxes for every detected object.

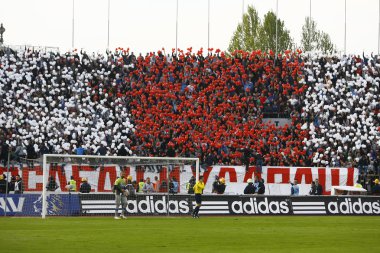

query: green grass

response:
[0,216,379,253]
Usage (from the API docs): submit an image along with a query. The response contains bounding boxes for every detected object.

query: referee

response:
[192,175,205,218]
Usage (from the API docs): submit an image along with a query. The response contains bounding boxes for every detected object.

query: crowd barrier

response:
[1,193,379,216]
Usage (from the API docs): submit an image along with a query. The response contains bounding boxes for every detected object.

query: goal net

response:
[39,155,199,218]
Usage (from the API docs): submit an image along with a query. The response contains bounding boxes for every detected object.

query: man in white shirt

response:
[142,177,155,193]
[14,175,23,194]
[290,179,300,196]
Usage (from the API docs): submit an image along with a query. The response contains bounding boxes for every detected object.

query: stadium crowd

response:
[0,48,135,164]
[0,47,379,174]
[301,55,380,170]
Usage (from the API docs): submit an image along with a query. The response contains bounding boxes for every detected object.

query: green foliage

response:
[228,6,260,52]
[228,6,292,54]
[229,7,336,55]
[259,11,293,53]
[319,32,335,54]
[301,17,336,54]
[301,17,319,52]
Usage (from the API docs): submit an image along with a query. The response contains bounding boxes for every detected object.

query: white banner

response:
[0,165,358,196]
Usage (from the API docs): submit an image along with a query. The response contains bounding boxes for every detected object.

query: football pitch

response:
[0,216,379,253]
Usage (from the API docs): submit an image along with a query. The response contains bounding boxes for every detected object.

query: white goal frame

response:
[41,154,200,218]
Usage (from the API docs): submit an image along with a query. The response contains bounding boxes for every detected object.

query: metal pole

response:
[107,0,110,51]
[72,0,75,48]
[242,0,244,18]
[176,0,179,56]
[310,0,311,23]
[208,0,210,49]
[344,0,347,55]
[309,0,311,53]
[42,155,47,218]
[4,149,10,216]
[378,0,380,55]
[275,0,278,60]
[166,165,169,217]
[195,158,199,182]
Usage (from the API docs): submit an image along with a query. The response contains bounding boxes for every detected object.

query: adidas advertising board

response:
[125,196,190,214]
[80,194,191,215]
[80,194,380,216]
[326,197,380,215]
[1,194,379,216]
[291,197,380,215]
[198,195,291,215]
[229,197,291,215]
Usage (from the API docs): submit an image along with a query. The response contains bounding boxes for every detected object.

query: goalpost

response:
[41,154,200,218]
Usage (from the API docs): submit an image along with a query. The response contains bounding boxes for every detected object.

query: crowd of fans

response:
[301,55,380,170]
[0,48,135,164]
[0,47,379,173]
[125,48,309,167]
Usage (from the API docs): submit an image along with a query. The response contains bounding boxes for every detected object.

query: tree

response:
[228,6,261,52]
[228,6,293,54]
[318,32,335,54]
[259,11,293,53]
[301,17,319,52]
[301,17,336,54]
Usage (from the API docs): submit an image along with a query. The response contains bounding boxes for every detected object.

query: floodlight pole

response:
[176,0,179,56]
[344,0,347,55]
[275,0,278,61]
[309,0,311,55]
[72,0,75,49]
[242,0,244,18]
[378,0,380,55]
[309,0,311,23]
[107,0,110,51]
[208,0,210,50]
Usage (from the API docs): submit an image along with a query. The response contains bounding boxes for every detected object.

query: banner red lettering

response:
[267,168,290,183]
[97,166,117,192]
[218,167,237,182]
[294,168,313,184]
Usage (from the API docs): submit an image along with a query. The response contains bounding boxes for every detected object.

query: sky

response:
[0,0,379,55]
